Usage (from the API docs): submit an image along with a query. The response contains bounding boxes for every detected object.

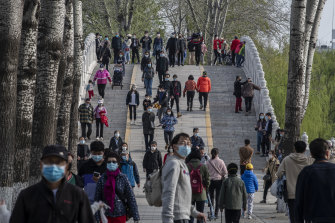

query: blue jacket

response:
[120,158,140,187]
[241,170,258,193]
[161,114,178,132]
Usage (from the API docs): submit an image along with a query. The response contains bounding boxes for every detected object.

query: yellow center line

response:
[199,65,214,154]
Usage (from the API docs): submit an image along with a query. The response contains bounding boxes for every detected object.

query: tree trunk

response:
[30,0,66,184]
[203,0,210,40]
[0,0,24,209]
[185,0,201,31]
[56,0,74,147]
[14,0,40,204]
[213,0,224,36]
[218,0,230,37]
[206,0,215,65]
[282,0,307,157]
[125,0,135,32]
[68,0,84,174]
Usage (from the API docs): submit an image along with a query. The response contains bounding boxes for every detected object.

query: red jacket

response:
[231,39,240,51]
[197,76,211,93]
[213,39,223,50]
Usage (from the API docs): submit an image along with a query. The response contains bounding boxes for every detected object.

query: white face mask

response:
[151,147,156,151]
[167,112,171,115]
[100,68,104,71]
[269,155,273,159]
[122,147,127,151]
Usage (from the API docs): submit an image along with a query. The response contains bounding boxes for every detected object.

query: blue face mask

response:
[107,162,118,171]
[122,156,127,161]
[42,164,66,183]
[116,35,119,38]
[148,108,153,112]
[177,145,191,157]
[160,54,164,57]
[80,140,85,144]
[260,116,264,119]
[194,133,198,137]
[148,64,152,68]
[92,155,103,162]
[265,116,269,121]
[165,78,169,81]
[173,78,177,81]
[105,38,108,41]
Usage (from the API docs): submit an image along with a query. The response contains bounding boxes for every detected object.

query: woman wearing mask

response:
[161,108,178,150]
[126,85,140,125]
[183,75,197,112]
[255,113,266,155]
[260,150,280,204]
[108,130,124,153]
[94,100,107,140]
[116,51,126,76]
[142,60,155,97]
[120,149,140,189]
[122,34,132,64]
[171,74,182,117]
[94,151,140,223]
[100,41,112,71]
[142,104,155,151]
[93,64,112,99]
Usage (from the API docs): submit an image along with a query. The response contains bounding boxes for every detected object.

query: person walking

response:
[100,41,112,71]
[94,99,107,140]
[122,34,132,64]
[255,113,266,155]
[120,149,140,189]
[241,78,260,115]
[166,33,178,67]
[94,151,140,223]
[161,133,206,223]
[260,150,280,204]
[10,145,94,223]
[276,141,311,223]
[183,75,197,111]
[237,41,246,67]
[162,73,173,99]
[126,85,140,125]
[156,51,169,85]
[153,32,163,62]
[191,32,203,66]
[190,127,205,150]
[78,98,94,140]
[112,32,122,64]
[171,74,182,117]
[187,149,210,223]
[142,104,155,151]
[218,163,247,223]
[197,71,211,111]
[207,148,228,217]
[153,85,169,123]
[188,37,196,65]
[201,41,207,65]
[142,60,155,97]
[86,80,94,100]
[199,147,210,165]
[95,33,102,61]
[233,76,246,113]
[161,107,178,150]
[131,33,140,64]
[116,51,126,77]
[213,35,222,65]
[241,163,258,219]
[230,36,240,66]
[261,112,273,156]
[176,33,186,66]
[108,130,124,153]
[140,31,152,56]
[239,139,254,175]
[142,141,162,179]
[93,64,112,99]
[77,136,90,169]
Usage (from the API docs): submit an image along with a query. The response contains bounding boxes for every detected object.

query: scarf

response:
[104,168,120,212]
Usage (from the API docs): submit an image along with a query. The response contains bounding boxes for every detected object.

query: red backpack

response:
[188,163,203,194]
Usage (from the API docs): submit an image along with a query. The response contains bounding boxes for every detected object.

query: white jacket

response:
[0,204,10,223]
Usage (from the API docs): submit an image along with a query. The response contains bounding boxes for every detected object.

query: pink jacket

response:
[93,70,112,85]
[206,157,228,180]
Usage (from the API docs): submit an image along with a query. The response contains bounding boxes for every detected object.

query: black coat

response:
[78,159,107,178]
[141,56,151,71]
[166,37,178,52]
[190,135,205,150]
[171,80,182,97]
[140,36,152,50]
[126,90,140,106]
[77,144,90,159]
[143,150,162,171]
[265,119,273,136]
[154,90,169,108]
[10,179,94,223]
[177,38,186,52]
[142,111,155,135]
[233,80,246,98]
[163,80,173,97]
[100,46,112,64]
[153,37,163,51]
[131,38,140,49]
[109,136,124,152]
[112,36,122,50]
[156,57,169,73]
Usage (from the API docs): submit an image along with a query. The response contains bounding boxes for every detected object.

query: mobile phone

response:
[93,172,100,178]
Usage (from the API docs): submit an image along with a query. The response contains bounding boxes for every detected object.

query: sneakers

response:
[177,112,182,118]
[130,120,135,125]
[96,137,100,140]
[260,200,266,203]
[200,105,203,109]
[247,215,252,219]
[187,107,189,111]
[165,144,169,150]
[100,137,103,141]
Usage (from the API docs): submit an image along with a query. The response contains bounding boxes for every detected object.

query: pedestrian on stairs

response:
[190,128,205,150]
[260,150,279,204]
[233,76,246,113]
[153,85,169,123]
[183,75,197,111]
[156,50,169,85]
[94,99,107,140]
[143,141,162,179]
[120,148,140,189]
[93,64,112,99]
[126,85,140,125]
[78,98,94,140]
[142,104,155,151]
[161,108,178,150]
[108,130,124,154]
[241,163,258,219]
[171,74,182,118]
[241,78,260,115]
[197,71,211,111]
[142,60,155,97]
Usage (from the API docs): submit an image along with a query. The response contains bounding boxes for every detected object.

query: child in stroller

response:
[112,64,123,89]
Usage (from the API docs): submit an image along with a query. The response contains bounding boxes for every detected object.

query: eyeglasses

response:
[107,161,118,164]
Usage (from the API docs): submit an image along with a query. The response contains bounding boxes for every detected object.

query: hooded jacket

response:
[120,158,140,187]
[93,69,112,85]
[276,153,311,199]
[161,114,178,132]
[241,170,258,193]
[197,76,211,93]
[187,159,210,201]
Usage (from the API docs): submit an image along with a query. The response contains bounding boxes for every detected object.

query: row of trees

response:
[0,0,84,208]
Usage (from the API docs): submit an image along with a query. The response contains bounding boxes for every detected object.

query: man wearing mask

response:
[78,141,106,203]
[153,85,169,123]
[233,76,246,113]
[190,128,205,150]
[78,98,94,140]
[108,130,124,153]
[131,33,140,64]
[171,74,182,117]
[166,32,178,67]
[153,32,163,61]
[140,31,152,56]
[197,71,211,111]
[176,33,186,66]
[143,141,162,179]
[112,32,122,64]
[261,113,273,157]
[142,104,156,151]
[10,145,94,223]
[162,133,206,223]
[77,136,90,169]
[156,50,169,85]
[163,73,173,99]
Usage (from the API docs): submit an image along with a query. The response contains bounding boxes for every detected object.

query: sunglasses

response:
[107,161,118,164]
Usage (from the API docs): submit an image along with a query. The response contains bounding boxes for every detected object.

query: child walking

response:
[142,141,162,179]
[86,80,94,99]
[241,163,258,219]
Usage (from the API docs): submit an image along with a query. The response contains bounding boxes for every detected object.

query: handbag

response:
[263,160,276,181]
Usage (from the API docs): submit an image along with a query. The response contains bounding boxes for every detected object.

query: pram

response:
[112,64,123,89]
[222,50,232,65]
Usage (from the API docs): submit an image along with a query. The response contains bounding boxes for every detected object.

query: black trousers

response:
[164,131,174,145]
[263,179,272,200]
[171,95,180,113]
[169,51,176,66]
[199,92,209,109]
[287,199,295,223]
[262,134,271,155]
[132,48,140,63]
[81,122,92,138]
[102,61,109,71]
[97,84,106,98]
[129,105,136,120]
[240,165,246,176]
[190,200,206,223]
[177,51,184,65]
[232,50,236,65]
[113,49,120,64]
[158,72,165,85]
[213,50,221,65]
[95,118,104,138]
[209,179,222,214]
[245,96,253,112]
[225,209,241,223]
[187,91,195,109]
[195,45,201,65]
[144,134,154,151]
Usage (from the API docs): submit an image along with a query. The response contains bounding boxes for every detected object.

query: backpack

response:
[144,169,163,207]
[188,163,203,194]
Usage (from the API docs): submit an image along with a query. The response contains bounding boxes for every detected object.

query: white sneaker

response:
[100,137,103,141]
[248,215,252,219]
[96,137,100,140]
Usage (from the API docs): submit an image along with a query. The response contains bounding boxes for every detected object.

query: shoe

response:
[190,107,193,111]
[200,105,203,109]
[235,111,239,113]
[100,137,103,140]
[239,109,243,111]
[203,108,206,111]
[87,136,91,140]
[256,151,260,154]
[96,137,100,140]
[187,107,189,111]
[165,144,169,150]
[248,215,252,219]
[177,112,182,118]
[260,200,266,203]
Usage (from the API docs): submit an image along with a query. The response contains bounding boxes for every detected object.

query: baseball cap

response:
[41,145,68,161]
[246,163,253,170]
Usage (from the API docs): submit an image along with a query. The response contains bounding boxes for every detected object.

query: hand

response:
[92,175,101,183]
[137,184,140,188]
[77,157,81,160]
[143,168,146,172]
[196,213,206,222]
[196,146,199,149]
[142,78,144,82]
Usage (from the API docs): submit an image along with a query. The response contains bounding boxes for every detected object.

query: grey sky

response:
[318,0,334,46]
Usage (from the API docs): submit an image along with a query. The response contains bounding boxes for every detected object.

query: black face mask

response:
[68,162,73,171]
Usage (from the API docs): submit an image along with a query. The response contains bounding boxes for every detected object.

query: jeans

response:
[257,131,263,152]
[88,90,94,99]
[237,55,245,67]
[169,51,176,66]
[144,78,153,96]
[132,48,140,63]
[97,84,106,98]
[177,51,184,65]
[225,209,241,223]
[81,122,92,139]
[95,118,104,138]
[209,179,222,214]
[263,179,272,201]
[170,95,180,113]
[235,97,242,112]
[244,97,253,112]
[262,134,271,155]
[144,134,154,151]
[129,105,136,120]
[190,200,206,223]
[124,51,130,63]
[199,92,209,109]
[287,199,296,223]
[164,131,174,145]
[187,91,195,109]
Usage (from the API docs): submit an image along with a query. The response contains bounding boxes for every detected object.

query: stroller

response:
[222,50,232,65]
[112,64,123,89]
